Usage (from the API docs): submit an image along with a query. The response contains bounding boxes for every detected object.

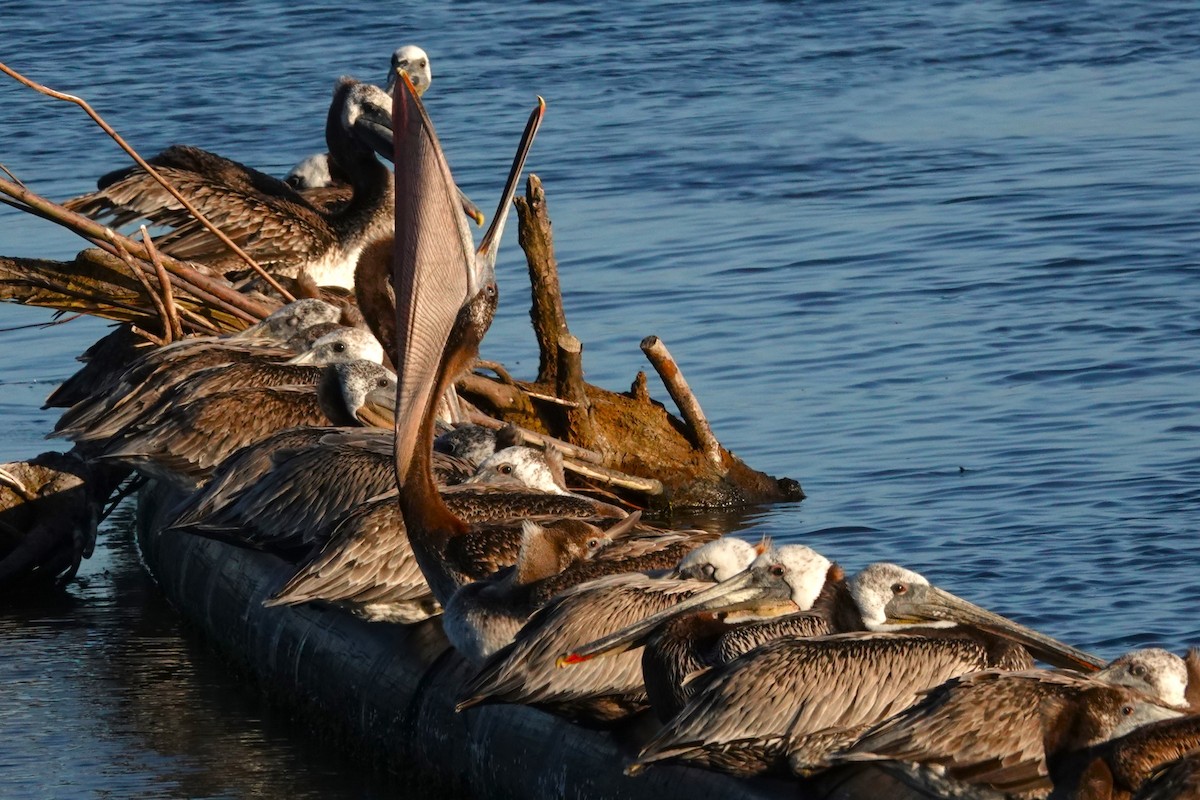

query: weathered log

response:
[515,174,568,385]
[458,175,804,510]
[134,483,796,800]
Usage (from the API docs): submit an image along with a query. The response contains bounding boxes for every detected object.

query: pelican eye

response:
[287,317,299,327]
[332,342,346,353]
[485,283,497,298]
[769,564,785,577]
[1130,664,1146,677]
[498,464,513,475]
[1121,705,1134,716]
[892,583,908,595]
[376,378,390,389]
[586,538,603,550]
[702,564,716,578]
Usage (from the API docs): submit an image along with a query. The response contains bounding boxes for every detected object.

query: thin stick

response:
[105,231,171,344]
[141,226,183,340]
[0,60,295,302]
[465,410,603,465]
[559,459,663,496]
[0,162,27,189]
[640,335,724,469]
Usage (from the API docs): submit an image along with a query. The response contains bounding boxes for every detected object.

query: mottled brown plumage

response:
[626,562,1101,778]
[102,360,394,488]
[835,670,1182,799]
[264,486,624,621]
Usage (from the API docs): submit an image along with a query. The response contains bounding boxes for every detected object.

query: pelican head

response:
[514,513,642,586]
[287,327,384,366]
[338,78,396,161]
[871,562,1106,671]
[1097,648,1189,708]
[561,544,832,666]
[674,537,758,583]
[386,45,431,95]
[318,360,396,427]
[230,299,342,342]
[466,446,568,494]
[433,425,499,467]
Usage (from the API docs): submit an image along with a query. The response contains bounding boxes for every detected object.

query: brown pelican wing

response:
[837,670,1076,794]
[439,484,624,521]
[166,426,336,528]
[64,145,333,266]
[457,574,705,720]
[714,611,834,664]
[201,443,396,553]
[1089,716,1200,797]
[633,632,990,776]
[267,495,431,607]
[102,386,323,484]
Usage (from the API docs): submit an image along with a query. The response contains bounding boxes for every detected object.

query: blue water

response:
[2,1,1199,796]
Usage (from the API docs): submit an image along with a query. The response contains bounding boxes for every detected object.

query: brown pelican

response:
[65,327,383,445]
[1059,715,1200,799]
[455,537,757,723]
[1096,648,1200,711]
[602,562,1104,777]
[563,544,858,722]
[832,669,1182,799]
[51,299,344,430]
[441,512,644,663]
[433,424,500,467]
[100,359,395,488]
[170,427,494,558]
[385,69,545,602]
[64,78,398,289]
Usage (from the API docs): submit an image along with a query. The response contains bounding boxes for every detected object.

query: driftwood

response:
[458,175,804,510]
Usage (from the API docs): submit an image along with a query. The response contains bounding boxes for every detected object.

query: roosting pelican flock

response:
[1,42,1199,800]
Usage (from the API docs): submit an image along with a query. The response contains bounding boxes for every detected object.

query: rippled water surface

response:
[2,1,1199,797]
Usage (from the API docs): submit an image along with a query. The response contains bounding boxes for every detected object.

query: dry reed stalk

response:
[0,60,295,302]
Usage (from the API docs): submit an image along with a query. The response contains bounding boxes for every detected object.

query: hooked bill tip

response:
[555,652,591,668]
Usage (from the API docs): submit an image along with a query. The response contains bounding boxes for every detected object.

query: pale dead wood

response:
[106,233,169,345]
[0,60,295,302]
[465,410,603,465]
[641,335,724,470]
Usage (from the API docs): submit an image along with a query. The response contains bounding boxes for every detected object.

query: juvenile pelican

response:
[441,512,643,663]
[1097,647,1200,711]
[51,299,344,432]
[455,537,757,723]
[66,327,382,445]
[65,79,397,289]
[562,545,858,721]
[102,360,395,488]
